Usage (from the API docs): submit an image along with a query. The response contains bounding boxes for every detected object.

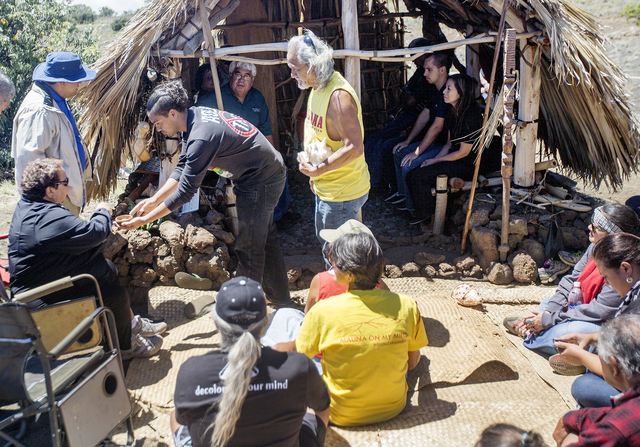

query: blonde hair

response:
[207,310,269,447]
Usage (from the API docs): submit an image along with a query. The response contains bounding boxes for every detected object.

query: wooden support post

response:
[342,0,361,98]
[500,29,517,262]
[515,42,541,187]
[433,175,448,235]
[466,25,481,98]
[198,0,224,111]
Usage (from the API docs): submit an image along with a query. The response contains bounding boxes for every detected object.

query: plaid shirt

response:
[563,383,640,446]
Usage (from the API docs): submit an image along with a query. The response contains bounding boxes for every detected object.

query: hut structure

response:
[75,0,640,203]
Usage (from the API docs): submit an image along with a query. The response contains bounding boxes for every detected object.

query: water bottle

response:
[568,282,583,310]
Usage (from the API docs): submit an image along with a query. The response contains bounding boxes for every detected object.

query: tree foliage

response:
[68,4,95,24]
[99,7,115,17]
[0,0,99,171]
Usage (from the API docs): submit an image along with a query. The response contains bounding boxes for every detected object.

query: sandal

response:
[503,316,531,338]
[549,354,587,376]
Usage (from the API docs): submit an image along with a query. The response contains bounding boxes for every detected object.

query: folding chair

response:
[0,274,135,447]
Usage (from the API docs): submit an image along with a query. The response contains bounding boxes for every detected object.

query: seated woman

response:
[555,232,640,407]
[294,232,428,426]
[404,73,483,225]
[171,276,330,447]
[8,158,165,359]
[503,204,640,356]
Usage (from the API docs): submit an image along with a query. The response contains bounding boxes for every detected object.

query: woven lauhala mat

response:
[385,277,522,386]
[119,279,571,446]
[484,303,577,407]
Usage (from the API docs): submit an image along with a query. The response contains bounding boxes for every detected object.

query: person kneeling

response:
[172,276,330,447]
[295,232,428,426]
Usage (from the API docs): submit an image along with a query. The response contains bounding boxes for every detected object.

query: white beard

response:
[296,78,311,90]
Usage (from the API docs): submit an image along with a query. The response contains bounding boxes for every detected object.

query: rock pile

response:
[105,209,236,306]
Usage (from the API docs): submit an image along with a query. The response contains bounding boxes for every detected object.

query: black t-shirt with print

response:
[174,347,330,447]
[164,107,285,211]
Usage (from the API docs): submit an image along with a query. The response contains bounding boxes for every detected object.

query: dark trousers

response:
[27,263,132,351]
[365,111,417,188]
[234,171,290,304]
[407,161,475,220]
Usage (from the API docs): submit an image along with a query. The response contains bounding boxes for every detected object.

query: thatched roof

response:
[75,0,640,200]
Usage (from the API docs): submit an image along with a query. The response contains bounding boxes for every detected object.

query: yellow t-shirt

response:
[296,288,429,426]
[304,72,370,202]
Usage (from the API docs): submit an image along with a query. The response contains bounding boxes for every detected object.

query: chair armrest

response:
[13,276,74,303]
[49,307,119,359]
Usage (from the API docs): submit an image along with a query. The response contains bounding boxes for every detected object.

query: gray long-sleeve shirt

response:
[540,243,624,329]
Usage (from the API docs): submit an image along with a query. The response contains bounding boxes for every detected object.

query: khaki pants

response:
[61,197,81,217]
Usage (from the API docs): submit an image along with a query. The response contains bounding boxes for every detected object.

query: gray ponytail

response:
[207,311,269,447]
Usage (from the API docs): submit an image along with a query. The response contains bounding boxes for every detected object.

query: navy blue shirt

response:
[196,84,273,136]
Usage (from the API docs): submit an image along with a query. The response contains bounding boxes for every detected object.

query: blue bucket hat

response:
[32,52,96,83]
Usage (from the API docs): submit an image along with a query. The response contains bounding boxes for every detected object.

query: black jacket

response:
[9,197,113,297]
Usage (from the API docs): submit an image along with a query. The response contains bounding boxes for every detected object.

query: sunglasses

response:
[590,215,605,233]
[53,177,69,187]
[303,34,317,53]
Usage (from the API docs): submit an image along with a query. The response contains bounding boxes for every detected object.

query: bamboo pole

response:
[500,29,517,262]
[460,0,510,255]
[160,32,541,61]
[198,0,224,111]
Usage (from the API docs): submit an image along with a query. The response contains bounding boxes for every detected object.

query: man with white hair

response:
[287,30,370,263]
[552,314,640,447]
[196,61,273,145]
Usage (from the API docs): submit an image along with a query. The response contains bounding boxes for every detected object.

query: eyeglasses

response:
[303,34,317,53]
[590,216,605,233]
[231,72,253,81]
[53,177,69,187]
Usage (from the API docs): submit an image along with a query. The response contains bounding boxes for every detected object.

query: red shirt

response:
[562,383,640,447]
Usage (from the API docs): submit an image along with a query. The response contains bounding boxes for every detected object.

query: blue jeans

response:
[235,171,290,304]
[315,193,368,267]
[523,297,603,355]
[393,143,442,211]
[365,111,417,188]
[571,372,619,408]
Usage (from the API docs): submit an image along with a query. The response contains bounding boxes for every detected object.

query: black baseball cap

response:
[216,277,266,329]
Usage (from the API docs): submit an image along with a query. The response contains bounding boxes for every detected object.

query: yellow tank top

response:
[304,72,370,202]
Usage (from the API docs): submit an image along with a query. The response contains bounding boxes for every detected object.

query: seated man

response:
[196,61,299,228]
[553,314,640,447]
[271,231,428,426]
[172,276,330,447]
[8,158,166,359]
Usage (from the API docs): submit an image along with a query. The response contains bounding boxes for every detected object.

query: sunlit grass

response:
[0,180,17,196]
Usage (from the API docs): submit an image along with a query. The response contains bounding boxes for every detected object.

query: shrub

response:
[622,3,640,26]
[68,4,95,24]
[111,16,129,32]
[0,0,99,174]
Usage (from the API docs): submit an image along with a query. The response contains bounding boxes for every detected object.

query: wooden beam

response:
[161,31,541,61]
[466,25,481,97]
[198,0,224,111]
[488,0,526,33]
[514,42,541,187]
[342,0,361,98]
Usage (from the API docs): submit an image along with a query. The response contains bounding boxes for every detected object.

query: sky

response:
[69,0,146,15]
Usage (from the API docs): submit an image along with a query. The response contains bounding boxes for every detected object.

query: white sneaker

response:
[132,316,167,337]
[122,334,163,359]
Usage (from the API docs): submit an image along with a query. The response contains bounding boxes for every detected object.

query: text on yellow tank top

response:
[304,72,370,202]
